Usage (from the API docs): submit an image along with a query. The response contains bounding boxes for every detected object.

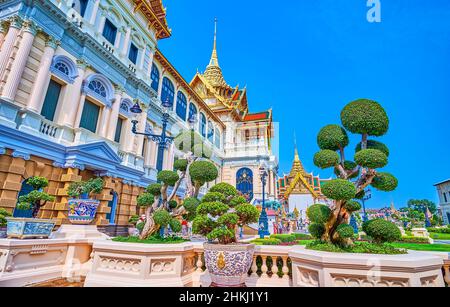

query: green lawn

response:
[430,232,450,240]
[391,242,450,252]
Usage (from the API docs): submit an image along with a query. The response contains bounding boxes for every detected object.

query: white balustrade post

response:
[250,255,258,278]
[196,252,204,272]
[2,20,37,101]
[282,256,290,280]
[106,88,123,140]
[27,36,59,113]
[261,256,268,278]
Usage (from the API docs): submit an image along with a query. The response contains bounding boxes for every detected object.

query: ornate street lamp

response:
[130,99,174,172]
[362,188,372,222]
[258,162,270,238]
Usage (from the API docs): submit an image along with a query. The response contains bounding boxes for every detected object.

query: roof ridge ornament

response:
[208,17,219,67]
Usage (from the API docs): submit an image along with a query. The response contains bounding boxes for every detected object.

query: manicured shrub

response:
[252,238,282,246]
[169,218,182,233]
[153,210,172,227]
[341,99,389,136]
[157,171,179,186]
[321,179,357,201]
[354,149,388,169]
[202,192,226,203]
[355,140,390,157]
[314,150,340,169]
[270,234,297,243]
[344,201,362,212]
[363,219,401,244]
[189,161,218,186]
[307,204,332,224]
[197,202,229,216]
[317,125,349,151]
[293,233,313,240]
[371,172,398,192]
[146,183,162,196]
[398,236,429,244]
[168,200,178,209]
[235,204,260,225]
[229,196,247,207]
[309,223,325,239]
[209,183,238,198]
[174,159,188,172]
[137,193,154,207]
[0,208,12,227]
[182,197,200,221]
[336,224,355,239]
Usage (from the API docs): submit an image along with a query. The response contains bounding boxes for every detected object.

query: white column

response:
[120,27,131,57]
[74,93,87,128]
[114,30,122,49]
[97,14,106,36]
[0,22,7,49]
[2,20,37,101]
[89,0,100,25]
[55,59,87,127]
[0,16,23,83]
[144,138,152,166]
[98,105,111,138]
[106,89,124,140]
[149,140,157,168]
[146,47,155,76]
[27,36,59,113]
[138,45,146,70]
[122,119,135,152]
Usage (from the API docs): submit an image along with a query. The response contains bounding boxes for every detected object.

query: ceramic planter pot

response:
[68,199,100,225]
[6,218,56,239]
[204,243,255,287]
[128,225,139,237]
[0,226,6,238]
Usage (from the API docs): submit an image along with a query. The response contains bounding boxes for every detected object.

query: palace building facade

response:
[0,0,278,229]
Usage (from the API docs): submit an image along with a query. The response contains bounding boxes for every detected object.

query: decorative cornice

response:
[0,146,6,155]
[76,59,89,70]
[45,35,60,49]
[64,162,85,171]
[22,20,38,35]
[12,150,30,161]
[8,15,23,29]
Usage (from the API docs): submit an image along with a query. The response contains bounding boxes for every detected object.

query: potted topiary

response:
[67,178,104,225]
[193,183,260,287]
[6,177,56,239]
[0,208,12,238]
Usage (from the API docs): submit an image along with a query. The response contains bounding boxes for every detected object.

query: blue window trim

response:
[102,19,117,45]
[128,42,138,64]
[82,74,115,107]
[200,113,207,137]
[50,55,78,84]
[161,77,174,106]
[119,98,133,117]
[175,91,187,120]
[150,64,160,92]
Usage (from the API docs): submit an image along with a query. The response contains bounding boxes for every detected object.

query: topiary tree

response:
[16,177,55,218]
[362,219,401,244]
[312,99,398,246]
[0,208,12,227]
[137,130,219,240]
[193,183,260,244]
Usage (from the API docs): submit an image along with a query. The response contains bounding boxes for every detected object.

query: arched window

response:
[188,103,198,122]
[175,91,187,120]
[215,128,221,149]
[161,77,174,107]
[200,113,207,137]
[119,98,133,117]
[72,0,88,17]
[150,64,160,92]
[207,121,214,143]
[236,168,254,202]
[82,74,114,107]
[50,55,78,84]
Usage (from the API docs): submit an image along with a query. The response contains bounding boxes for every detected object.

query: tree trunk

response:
[139,198,160,240]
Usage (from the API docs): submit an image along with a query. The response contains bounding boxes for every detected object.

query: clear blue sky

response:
[158,0,450,209]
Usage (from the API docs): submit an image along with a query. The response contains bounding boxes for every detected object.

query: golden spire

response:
[209,17,219,67]
[294,132,300,162]
[290,133,306,177]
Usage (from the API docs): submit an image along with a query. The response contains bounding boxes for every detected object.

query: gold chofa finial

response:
[209,17,219,67]
[294,132,300,162]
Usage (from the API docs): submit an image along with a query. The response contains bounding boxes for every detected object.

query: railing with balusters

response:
[39,119,59,138]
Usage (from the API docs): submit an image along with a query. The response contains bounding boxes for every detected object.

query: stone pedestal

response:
[50,225,110,240]
[412,228,430,238]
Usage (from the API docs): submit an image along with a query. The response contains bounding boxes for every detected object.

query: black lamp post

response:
[362,188,372,222]
[130,99,174,172]
[258,163,270,238]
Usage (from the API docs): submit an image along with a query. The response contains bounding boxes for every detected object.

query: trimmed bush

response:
[336,224,355,239]
[0,208,12,227]
[189,161,218,185]
[321,179,357,201]
[157,171,179,186]
[168,200,178,209]
[398,236,429,244]
[270,234,297,243]
[317,125,349,151]
[197,202,229,216]
[307,204,332,224]
[252,238,282,246]
[293,233,313,240]
[174,159,188,172]
[371,172,398,192]
[146,183,162,196]
[354,149,388,169]
[229,196,247,207]
[137,193,154,207]
[153,210,172,227]
[169,218,182,233]
[309,223,325,239]
[355,140,390,157]
[341,99,389,137]
[344,201,362,212]
[363,219,401,244]
[314,150,340,169]
[209,183,238,198]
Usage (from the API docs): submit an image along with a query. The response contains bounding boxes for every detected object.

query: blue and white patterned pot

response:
[204,243,255,287]
[68,199,100,225]
[6,218,56,239]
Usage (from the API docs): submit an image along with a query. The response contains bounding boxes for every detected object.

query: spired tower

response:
[190,19,278,204]
[278,140,331,219]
